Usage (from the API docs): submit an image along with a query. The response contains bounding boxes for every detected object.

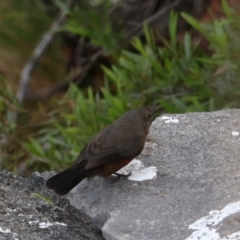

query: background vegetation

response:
[1,0,240,175]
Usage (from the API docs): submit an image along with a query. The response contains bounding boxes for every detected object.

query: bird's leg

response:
[112,172,131,178]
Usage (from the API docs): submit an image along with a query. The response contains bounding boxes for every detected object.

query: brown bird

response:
[46,107,156,195]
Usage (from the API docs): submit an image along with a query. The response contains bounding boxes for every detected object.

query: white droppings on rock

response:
[128,166,157,181]
[116,159,157,181]
[186,227,220,240]
[186,201,240,240]
[232,131,239,136]
[160,116,179,124]
[222,231,240,240]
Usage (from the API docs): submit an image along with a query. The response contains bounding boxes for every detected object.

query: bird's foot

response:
[112,172,131,178]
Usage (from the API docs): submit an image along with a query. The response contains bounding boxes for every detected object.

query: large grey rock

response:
[2,109,240,240]
[0,171,103,240]
[65,110,240,240]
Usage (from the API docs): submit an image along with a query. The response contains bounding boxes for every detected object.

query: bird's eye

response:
[148,114,151,118]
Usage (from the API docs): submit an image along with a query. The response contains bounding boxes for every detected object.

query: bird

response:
[46,107,157,195]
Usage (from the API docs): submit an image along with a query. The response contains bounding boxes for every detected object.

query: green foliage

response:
[64,1,123,53]
[181,0,240,108]
[0,0,64,82]
[0,0,54,51]
[22,16,211,169]
[23,82,138,171]
[104,13,214,113]
[3,1,240,173]
[23,6,240,170]
[31,193,53,204]
[0,78,21,171]
[0,79,18,134]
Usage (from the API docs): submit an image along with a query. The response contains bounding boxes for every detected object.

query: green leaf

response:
[53,0,70,13]
[159,99,179,113]
[169,11,178,52]
[30,139,45,156]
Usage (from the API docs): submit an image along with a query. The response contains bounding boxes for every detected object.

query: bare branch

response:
[16,0,73,106]
[144,0,182,26]
[23,49,104,101]
[125,0,182,38]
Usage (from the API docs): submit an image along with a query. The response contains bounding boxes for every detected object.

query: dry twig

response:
[16,0,73,106]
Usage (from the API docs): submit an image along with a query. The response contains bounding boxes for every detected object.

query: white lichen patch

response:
[29,220,39,225]
[232,131,239,136]
[39,221,67,229]
[0,227,11,233]
[39,222,54,229]
[186,201,240,240]
[0,227,18,240]
[55,222,67,227]
[116,159,157,181]
[160,116,179,124]
[17,212,67,229]
[18,214,33,218]
[12,233,19,240]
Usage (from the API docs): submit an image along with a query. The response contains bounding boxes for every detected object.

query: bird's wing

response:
[73,124,122,169]
[74,132,144,170]
[74,119,146,170]
[75,138,124,170]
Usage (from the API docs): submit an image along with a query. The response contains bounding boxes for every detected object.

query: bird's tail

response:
[46,162,88,196]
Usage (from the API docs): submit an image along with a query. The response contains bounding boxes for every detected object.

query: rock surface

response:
[1,110,240,240]
[0,171,103,240]
[66,110,240,240]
